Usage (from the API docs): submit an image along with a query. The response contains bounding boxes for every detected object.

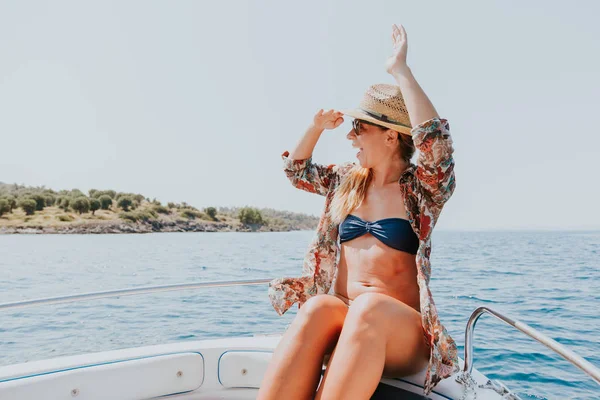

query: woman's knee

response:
[294,294,348,332]
[346,293,391,326]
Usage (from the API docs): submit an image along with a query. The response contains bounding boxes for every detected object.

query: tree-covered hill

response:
[0,182,318,234]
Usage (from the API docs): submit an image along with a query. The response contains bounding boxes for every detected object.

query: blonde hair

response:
[328,130,415,225]
[328,166,372,225]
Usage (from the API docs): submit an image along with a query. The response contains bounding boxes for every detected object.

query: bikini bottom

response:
[331,292,352,307]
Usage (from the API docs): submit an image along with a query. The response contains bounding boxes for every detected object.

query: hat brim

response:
[339,108,412,136]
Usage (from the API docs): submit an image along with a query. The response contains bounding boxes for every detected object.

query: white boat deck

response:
[0,334,509,400]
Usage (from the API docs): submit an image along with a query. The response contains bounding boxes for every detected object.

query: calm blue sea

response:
[0,231,598,399]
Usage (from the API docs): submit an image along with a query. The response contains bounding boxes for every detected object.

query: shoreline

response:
[0,219,307,235]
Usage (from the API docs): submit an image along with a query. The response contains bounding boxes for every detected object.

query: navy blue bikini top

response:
[339,214,419,254]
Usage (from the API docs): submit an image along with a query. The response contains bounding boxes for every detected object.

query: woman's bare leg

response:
[257,294,349,400]
[315,293,430,400]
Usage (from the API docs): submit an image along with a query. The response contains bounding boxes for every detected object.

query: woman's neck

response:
[370,158,410,188]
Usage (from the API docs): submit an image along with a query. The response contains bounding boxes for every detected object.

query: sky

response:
[1,0,599,231]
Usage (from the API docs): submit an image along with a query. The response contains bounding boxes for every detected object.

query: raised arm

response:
[283,109,346,196]
[386,24,439,125]
[386,24,456,205]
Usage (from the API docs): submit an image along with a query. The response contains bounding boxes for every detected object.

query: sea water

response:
[1,230,598,399]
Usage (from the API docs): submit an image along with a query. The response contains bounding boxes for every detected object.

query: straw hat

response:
[340,83,412,135]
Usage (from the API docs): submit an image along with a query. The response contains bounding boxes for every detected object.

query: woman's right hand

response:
[313,109,344,130]
[289,109,343,162]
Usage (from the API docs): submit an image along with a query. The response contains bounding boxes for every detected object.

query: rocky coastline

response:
[0,219,305,235]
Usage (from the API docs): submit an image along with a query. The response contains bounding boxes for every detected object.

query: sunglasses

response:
[352,119,384,135]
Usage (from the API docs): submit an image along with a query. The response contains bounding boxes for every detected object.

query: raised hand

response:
[313,109,344,130]
[385,24,409,76]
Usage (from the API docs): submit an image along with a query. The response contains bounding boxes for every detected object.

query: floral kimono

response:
[268,117,460,395]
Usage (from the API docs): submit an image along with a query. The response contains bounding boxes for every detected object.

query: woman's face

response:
[347,119,396,168]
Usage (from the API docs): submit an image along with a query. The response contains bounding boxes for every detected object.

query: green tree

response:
[71,196,91,214]
[89,198,101,215]
[91,190,116,199]
[31,194,46,211]
[116,193,143,209]
[44,194,56,207]
[239,207,264,225]
[8,196,17,212]
[117,196,133,212]
[98,195,112,210]
[0,199,10,217]
[205,207,217,220]
[88,189,98,198]
[70,189,85,198]
[58,196,70,211]
[2,196,16,212]
[19,198,37,215]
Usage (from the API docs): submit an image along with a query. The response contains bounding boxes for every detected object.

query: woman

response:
[258,24,459,399]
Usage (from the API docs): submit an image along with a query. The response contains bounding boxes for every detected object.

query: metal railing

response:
[0,278,272,311]
[463,306,600,385]
[3,281,599,387]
